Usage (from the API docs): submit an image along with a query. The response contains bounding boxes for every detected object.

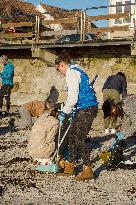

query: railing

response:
[0,9,135,45]
[0,17,35,43]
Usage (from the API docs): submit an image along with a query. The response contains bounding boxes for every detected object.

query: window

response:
[116,1,122,13]
[115,18,122,24]
[124,1,131,13]
[124,1,131,23]
[123,16,131,23]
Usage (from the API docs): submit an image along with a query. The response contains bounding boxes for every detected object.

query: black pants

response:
[68,106,98,165]
[0,84,13,111]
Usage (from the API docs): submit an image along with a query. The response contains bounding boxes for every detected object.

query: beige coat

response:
[27,112,59,159]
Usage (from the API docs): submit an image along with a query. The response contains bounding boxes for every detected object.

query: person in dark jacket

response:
[0,55,14,114]
[55,53,98,181]
[102,72,127,135]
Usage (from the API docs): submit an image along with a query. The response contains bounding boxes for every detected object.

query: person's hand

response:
[58,111,66,125]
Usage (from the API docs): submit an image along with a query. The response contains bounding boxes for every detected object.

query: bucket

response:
[34,163,60,173]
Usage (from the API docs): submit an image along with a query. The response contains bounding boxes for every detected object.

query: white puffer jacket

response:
[27,112,59,159]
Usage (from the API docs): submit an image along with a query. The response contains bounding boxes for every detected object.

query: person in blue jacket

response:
[55,53,98,181]
[0,55,14,114]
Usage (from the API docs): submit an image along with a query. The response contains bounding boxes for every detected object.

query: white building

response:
[37,4,63,31]
[108,0,136,39]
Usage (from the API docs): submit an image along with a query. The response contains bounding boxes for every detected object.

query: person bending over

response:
[55,53,98,181]
[102,72,127,135]
[10,100,54,130]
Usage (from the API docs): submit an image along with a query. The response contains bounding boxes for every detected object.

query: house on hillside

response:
[108,0,136,39]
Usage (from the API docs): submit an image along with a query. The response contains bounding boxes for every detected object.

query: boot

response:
[58,158,65,169]
[75,165,93,181]
[58,161,75,176]
[64,161,75,175]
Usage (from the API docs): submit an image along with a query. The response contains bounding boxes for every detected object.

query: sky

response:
[27,0,109,27]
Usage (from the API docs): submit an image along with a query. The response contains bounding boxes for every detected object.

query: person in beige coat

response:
[27,106,59,165]
[12,100,54,130]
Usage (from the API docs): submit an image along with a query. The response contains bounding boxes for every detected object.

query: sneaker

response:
[105,128,110,135]
[111,128,116,134]
[8,118,15,128]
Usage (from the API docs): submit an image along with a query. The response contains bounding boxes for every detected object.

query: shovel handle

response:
[56,123,62,163]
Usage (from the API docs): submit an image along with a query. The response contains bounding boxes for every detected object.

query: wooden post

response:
[34,15,38,44]
[80,10,83,42]
[134,7,136,40]
[76,11,79,34]
[37,15,40,44]
[87,20,90,33]
[77,18,80,34]
[83,10,86,42]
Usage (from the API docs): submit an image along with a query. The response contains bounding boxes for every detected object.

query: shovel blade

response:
[100,151,111,163]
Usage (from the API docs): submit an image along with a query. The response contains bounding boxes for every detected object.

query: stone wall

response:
[10,59,67,105]
[0,57,136,107]
[77,57,136,106]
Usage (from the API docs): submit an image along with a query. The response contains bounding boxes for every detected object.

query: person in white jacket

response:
[55,53,98,181]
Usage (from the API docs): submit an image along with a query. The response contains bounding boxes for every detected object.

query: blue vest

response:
[70,65,98,110]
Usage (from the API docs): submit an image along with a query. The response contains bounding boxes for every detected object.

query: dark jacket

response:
[102,75,127,98]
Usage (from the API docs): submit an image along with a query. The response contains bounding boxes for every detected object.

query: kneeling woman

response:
[27,103,60,165]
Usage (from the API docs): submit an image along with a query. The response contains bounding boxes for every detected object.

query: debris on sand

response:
[0,107,136,205]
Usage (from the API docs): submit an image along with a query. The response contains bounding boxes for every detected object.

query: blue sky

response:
[27,0,109,27]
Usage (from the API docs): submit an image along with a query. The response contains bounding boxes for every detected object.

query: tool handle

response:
[92,74,98,85]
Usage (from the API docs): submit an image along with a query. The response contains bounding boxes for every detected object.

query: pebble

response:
[0,106,136,205]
